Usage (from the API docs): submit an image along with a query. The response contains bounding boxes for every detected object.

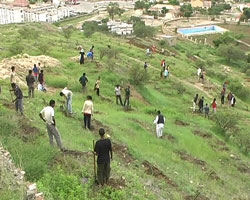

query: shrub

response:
[228,78,250,100]
[62,25,74,41]
[246,69,250,76]
[234,132,250,155]
[9,42,24,55]
[158,40,166,47]
[106,58,116,71]
[129,66,150,85]
[37,43,50,55]
[99,47,119,59]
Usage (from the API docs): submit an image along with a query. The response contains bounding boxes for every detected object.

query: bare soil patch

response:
[112,142,134,164]
[185,194,209,200]
[208,171,220,181]
[91,119,110,133]
[0,54,61,86]
[61,148,91,157]
[175,119,189,126]
[210,139,229,152]
[108,177,126,189]
[164,133,177,142]
[130,85,149,105]
[18,120,41,142]
[237,164,250,174]
[142,160,177,187]
[192,129,212,139]
[176,151,206,167]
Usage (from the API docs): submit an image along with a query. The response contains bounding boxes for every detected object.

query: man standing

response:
[33,64,39,81]
[38,70,44,85]
[11,83,23,115]
[124,86,130,107]
[94,77,100,96]
[153,111,165,138]
[79,73,88,92]
[10,66,16,84]
[222,81,226,93]
[227,91,232,106]
[197,68,201,81]
[221,89,225,105]
[94,128,113,186]
[192,94,199,112]
[198,96,204,113]
[39,100,63,149]
[114,85,123,105]
[144,62,148,70]
[60,87,73,114]
[204,103,209,119]
[82,96,93,129]
[26,70,35,98]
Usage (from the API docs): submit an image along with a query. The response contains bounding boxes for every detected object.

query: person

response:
[211,98,217,113]
[89,45,94,60]
[167,65,170,77]
[60,87,73,114]
[39,100,63,149]
[94,77,100,96]
[231,95,236,107]
[114,85,123,105]
[38,83,46,92]
[82,96,93,129]
[79,73,88,92]
[161,48,165,55]
[38,70,44,85]
[204,103,209,119]
[146,48,150,56]
[79,48,85,64]
[227,91,232,106]
[11,83,23,115]
[33,64,39,81]
[200,70,205,84]
[10,66,16,84]
[144,62,148,70]
[198,96,204,113]
[153,111,165,138]
[222,81,226,93]
[124,86,130,107]
[221,89,225,105]
[164,67,168,78]
[192,94,199,112]
[94,128,113,186]
[197,68,201,81]
[26,70,35,98]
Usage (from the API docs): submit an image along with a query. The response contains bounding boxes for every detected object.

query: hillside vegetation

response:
[0,21,250,200]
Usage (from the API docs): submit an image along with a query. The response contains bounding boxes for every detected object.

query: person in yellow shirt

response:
[94,77,100,96]
[82,96,93,129]
[10,66,16,84]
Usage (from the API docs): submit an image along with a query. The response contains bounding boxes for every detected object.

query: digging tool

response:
[93,140,97,183]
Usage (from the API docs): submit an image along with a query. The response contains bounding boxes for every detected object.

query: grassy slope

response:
[0,22,250,200]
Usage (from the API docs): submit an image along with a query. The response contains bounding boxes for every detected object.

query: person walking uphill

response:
[114,85,123,105]
[198,96,204,113]
[39,100,63,150]
[94,77,100,96]
[153,111,165,138]
[94,128,113,186]
[26,70,35,98]
[211,98,217,113]
[82,96,93,129]
[33,64,39,81]
[124,86,130,107]
[60,87,73,114]
[11,83,23,115]
[79,73,88,92]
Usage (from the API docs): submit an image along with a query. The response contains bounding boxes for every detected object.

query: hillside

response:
[0,21,250,200]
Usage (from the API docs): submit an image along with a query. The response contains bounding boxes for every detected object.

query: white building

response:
[0,2,72,24]
[107,20,133,35]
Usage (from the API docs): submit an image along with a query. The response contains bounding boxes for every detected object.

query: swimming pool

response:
[177,25,227,35]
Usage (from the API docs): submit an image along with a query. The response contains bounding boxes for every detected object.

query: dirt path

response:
[121,53,213,98]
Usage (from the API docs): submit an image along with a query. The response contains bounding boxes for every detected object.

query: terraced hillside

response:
[0,22,250,200]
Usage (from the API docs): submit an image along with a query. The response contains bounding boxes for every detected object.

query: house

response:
[107,20,133,35]
[148,4,180,17]
[191,0,212,8]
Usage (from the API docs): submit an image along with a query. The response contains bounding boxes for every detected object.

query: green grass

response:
[0,22,250,199]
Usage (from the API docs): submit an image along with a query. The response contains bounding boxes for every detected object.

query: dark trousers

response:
[221,96,224,104]
[97,162,110,186]
[28,86,34,98]
[199,106,203,113]
[15,99,23,114]
[84,113,91,129]
[116,95,123,105]
[124,96,130,107]
[96,88,100,96]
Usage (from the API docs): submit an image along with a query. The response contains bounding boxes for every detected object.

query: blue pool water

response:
[178,25,225,35]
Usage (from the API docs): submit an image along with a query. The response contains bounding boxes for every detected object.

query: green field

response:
[0,20,250,200]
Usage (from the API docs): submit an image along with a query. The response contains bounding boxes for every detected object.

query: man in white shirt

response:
[82,95,93,129]
[114,85,123,105]
[39,100,63,149]
[153,110,165,138]
[60,87,73,114]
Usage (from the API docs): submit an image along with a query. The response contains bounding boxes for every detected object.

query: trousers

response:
[46,124,62,149]
[15,99,23,114]
[156,123,164,138]
[116,95,123,105]
[66,95,72,114]
[84,114,91,129]
[28,86,34,98]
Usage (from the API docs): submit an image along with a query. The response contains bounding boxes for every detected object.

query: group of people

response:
[221,82,236,107]
[114,85,131,107]
[79,45,95,65]
[160,59,170,78]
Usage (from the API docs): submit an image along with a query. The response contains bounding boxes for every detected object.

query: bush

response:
[37,43,50,55]
[228,78,250,100]
[234,132,250,155]
[158,40,166,47]
[246,69,250,76]
[62,25,74,41]
[213,108,240,140]
[9,42,24,55]
[129,66,150,85]
[99,47,119,59]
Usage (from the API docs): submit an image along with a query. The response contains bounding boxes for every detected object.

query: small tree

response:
[107,3,124,20]
[161,7,169,14]
[133,21,154,38]
[62,26,74,41]
[217,44,245,63]
[82,21,97,38]
[37,43,50,55]
[129,66,150,85]
[180,4,193,21]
